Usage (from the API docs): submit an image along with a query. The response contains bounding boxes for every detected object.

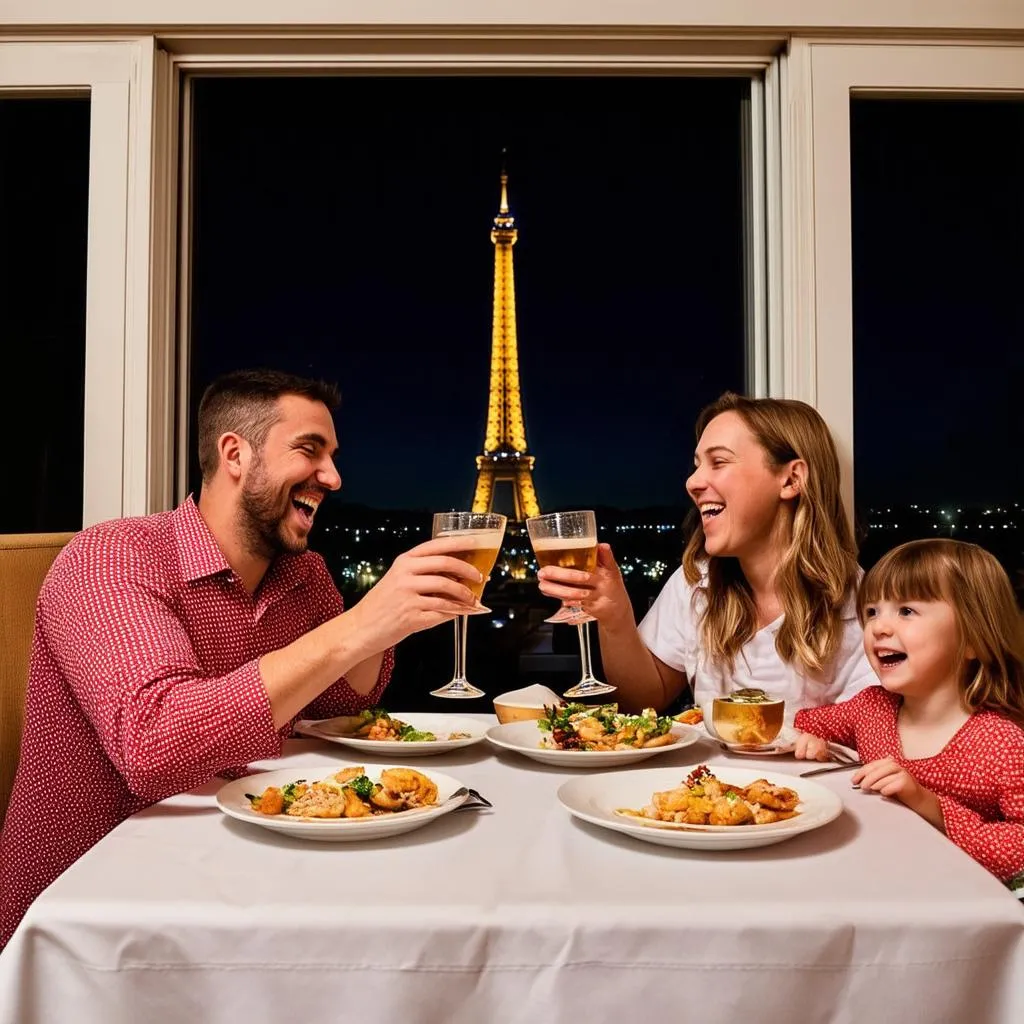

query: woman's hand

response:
[793,732,830,761]
[536,543,633,626]
[851,757,945,830]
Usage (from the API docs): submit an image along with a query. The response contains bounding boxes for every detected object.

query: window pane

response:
[0,97,89,532]
[852,98,1024,604]
[188,76,749,701]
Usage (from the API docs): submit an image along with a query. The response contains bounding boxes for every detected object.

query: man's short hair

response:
[197,368,341,482]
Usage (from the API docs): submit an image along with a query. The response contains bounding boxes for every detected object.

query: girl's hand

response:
[793,732,830,761]
[536,543,632,626]
[851,758,945,830]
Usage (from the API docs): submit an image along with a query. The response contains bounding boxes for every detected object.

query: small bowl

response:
[493,701,547,725]
[709,693,785,749]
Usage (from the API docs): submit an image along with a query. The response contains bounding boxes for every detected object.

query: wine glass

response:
[430,510,507,699]
[526,510,616,699]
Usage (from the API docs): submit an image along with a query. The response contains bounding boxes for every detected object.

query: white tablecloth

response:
[2,719,1023,1024]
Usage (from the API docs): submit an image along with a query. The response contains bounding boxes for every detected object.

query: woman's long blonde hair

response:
[858,539,1024,726]
[682,392,859,678]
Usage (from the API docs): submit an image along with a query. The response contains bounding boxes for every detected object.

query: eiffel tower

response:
[471,167,541,522]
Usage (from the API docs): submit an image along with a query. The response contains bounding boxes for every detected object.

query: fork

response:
[826,744,860,765]
[448,787,493,810]
[799,755,863,778]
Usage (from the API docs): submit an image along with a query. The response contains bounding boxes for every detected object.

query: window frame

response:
[0,40,159,526]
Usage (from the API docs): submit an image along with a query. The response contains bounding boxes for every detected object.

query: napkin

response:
[493,684,562,708]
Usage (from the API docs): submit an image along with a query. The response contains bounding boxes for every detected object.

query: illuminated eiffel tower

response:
[471,166,541,523]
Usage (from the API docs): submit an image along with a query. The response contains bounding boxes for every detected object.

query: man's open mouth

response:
[291,492,322,522]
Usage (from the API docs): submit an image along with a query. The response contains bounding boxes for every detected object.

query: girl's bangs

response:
[859,545,953,608]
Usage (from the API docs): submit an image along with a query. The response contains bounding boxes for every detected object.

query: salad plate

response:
[296,710,487,756]
[486,702,700,767]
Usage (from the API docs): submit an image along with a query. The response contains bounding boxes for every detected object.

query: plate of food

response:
[558,762,843,849]
[486,702,700,767]
[217,764,469,841]
[296,708,487,755]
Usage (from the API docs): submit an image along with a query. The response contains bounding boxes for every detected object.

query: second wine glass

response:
[526,510,616,699]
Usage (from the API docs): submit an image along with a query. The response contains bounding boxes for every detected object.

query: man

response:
[0,368,482,947]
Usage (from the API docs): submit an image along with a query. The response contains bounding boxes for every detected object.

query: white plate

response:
[296,713,488,756]
[558,763,843,850]
[217,764,469,841]
[486,719,700,767]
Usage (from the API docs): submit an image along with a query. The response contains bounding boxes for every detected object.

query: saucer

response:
[720,739,796,757]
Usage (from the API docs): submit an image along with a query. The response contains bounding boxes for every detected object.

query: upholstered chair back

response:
[0,533,75,826]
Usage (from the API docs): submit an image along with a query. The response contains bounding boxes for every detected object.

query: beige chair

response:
[0,532,75,827]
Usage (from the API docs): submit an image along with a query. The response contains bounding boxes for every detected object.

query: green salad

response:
[537,702,674,751]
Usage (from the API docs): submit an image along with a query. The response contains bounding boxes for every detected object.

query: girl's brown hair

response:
[682,392,860,679]
[858,538,1024,726]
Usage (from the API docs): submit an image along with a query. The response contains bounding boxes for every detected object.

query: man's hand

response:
[851,757,945,830]
[536,543,632,627]
[344,535,486,655]
[793,732,831,761]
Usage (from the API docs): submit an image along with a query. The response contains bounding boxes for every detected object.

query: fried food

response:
[286,783,348,818]
[618,764,801,827]
[378,768,438,807]
[709,795,756,826]
[245,766,440,819]
[250,786,285,816]
[674,707,704,726]
[744,778,799,812]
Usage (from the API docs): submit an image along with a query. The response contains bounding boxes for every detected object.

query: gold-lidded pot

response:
[711,688,785,749]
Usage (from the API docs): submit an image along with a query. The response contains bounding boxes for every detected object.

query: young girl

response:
[794,538,1024,891]
[537,391,875,718]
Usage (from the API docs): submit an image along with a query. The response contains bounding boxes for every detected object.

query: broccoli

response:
[399,727,437,742]
[281,780,306,800]
[344,775,375,800]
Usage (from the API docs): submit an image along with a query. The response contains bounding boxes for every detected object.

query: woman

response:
[538,392,874,718]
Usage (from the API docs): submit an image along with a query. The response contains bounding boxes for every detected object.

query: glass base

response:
[562,680,617,699]
[545,607,595,625]
[431,681,486,699]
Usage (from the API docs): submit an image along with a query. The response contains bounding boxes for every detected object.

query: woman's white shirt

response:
[637,566,875,722]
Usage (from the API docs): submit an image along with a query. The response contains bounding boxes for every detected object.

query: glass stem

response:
[452,614,469,683]
[576,620,599,684]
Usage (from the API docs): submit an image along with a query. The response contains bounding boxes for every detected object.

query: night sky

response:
[851,98,1023,508]
[188,76,748,513]
[181,80,1018,518]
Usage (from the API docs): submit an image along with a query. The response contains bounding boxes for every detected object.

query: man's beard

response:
[238,457,308,558]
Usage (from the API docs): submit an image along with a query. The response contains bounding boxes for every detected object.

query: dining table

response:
[1,715,1023,1024]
